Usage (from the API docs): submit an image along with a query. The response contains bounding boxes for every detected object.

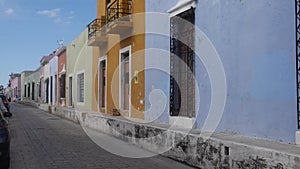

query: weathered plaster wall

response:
[146,0,297,143]
[82,112,300,169]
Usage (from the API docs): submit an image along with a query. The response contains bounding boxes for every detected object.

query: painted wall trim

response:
[76,70,85,104]
[168,0,196,17]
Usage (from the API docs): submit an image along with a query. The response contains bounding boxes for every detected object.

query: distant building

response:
[21,70,34,101]
[8,73,21,101]
[57,46,67,106]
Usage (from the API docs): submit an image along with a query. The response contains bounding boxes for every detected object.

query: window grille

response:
[170,8,195,118]
[77,73,84,103]
[296,0,300,128]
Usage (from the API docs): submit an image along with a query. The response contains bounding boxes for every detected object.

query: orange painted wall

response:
[94,0,145,120]
[106,35,121,115]
[97,0,106,18]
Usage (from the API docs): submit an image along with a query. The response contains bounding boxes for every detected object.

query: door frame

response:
[98,56,107,112]
[119,45,132,117]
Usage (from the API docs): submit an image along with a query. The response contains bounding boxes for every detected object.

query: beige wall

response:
[66,29,95,112]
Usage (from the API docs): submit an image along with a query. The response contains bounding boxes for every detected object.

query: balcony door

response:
[99,58,107,109]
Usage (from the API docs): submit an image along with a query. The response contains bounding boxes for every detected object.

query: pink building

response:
[9,73,21,100]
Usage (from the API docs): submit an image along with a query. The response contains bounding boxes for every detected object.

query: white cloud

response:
[54,17,71,24]
[37,8,74,24]
[37,8,60,18]
[54,18,62,23]
[67,15,74,19]
[4,8,14,15]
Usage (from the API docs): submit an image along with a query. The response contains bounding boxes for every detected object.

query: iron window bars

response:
[296,0,300,129]
[87,18,107,39]
[106,0,132,23]
[170,8,196,118]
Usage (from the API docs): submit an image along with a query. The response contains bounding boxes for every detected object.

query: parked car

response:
[0,112,10,169]
[0,94,10,113]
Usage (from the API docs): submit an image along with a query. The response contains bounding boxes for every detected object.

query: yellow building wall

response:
[97,0,106,18]
[129,0,145,120]
[94,0,145,120]
[107,35,120,115]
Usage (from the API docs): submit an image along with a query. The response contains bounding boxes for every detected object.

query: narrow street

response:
[8,103,194,169]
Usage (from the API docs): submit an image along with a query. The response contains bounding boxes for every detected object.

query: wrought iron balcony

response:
[87,17,108,46]
[106,0,133,34]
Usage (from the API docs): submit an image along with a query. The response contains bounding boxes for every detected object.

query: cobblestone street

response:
[8,103,194,169]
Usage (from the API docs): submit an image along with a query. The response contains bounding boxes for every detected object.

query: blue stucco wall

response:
[144,0,177,123]
[146,0,297,143]
[195,0,296,143]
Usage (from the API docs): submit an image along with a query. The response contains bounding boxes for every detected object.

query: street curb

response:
[17,102,300,168]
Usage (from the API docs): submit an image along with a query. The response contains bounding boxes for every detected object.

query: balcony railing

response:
[107,0,132,23]
[87,18,107,39]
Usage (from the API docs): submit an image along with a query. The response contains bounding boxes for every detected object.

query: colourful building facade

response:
[66,29,95,112]
[16,0,298,145]
[86,0,298,144]
[88,0,146,119]
[21,69,40,102]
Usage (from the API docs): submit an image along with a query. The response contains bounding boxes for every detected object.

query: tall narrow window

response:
[28,84,30,98]
[24,85,27,98]
[60,75,66,98]
[69,76,73,106]
[39,80,41,97]
[99,60,106,108]
[32,82,35,100]
[50,76,53,104]
[121,51,130,111]
[77,73,84,103]
[55,75,57,104]
[45,79,49,103]
[170,8,195,118]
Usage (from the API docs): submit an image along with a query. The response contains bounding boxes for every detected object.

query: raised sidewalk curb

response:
[18,102,300,169]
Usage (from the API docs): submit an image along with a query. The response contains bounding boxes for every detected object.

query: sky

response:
[0,0,96,86]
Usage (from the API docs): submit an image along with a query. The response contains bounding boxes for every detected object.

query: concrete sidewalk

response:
[20,101,300,169]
